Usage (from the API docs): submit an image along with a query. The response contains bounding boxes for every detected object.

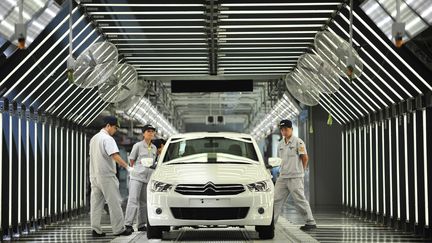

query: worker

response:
[124,124,157,232]
[273,119,317,231]
[89,116,133,237]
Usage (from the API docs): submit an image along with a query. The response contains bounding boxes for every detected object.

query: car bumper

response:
[147,189,274,226]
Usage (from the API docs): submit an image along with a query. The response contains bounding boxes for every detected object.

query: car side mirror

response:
[268,157,282,167]
[141,158,154,168]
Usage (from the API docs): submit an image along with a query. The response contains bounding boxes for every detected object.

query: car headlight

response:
[247,180,271,192]
[150,180,173,192]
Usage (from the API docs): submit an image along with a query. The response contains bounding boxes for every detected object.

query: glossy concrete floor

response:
[7,204,432,242]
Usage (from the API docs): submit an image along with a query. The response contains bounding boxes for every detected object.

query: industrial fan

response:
[97,63,138,103]
[314,31,363,80]
[297,53,340,94]
[72,41,118,88]
[285,70,320,106]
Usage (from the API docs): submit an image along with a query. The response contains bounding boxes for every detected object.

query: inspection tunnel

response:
[0,0,432,242]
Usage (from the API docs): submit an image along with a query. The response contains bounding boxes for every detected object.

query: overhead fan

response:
[314,31,363,80]
[72,41,118,88]
[98,63,138,103]
[285,69,320,106]
[297,53,340,94]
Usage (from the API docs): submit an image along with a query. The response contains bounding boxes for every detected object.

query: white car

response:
[146,132,281,239]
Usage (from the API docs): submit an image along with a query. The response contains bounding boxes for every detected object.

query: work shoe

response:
[92,230,106,237]
[138,226,147,231]
[114,228,133,236]
[125,225,134,232]
[300,224,317,231]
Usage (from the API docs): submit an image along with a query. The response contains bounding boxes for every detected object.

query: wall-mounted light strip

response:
[350,129,353,208]
[115,43,207,46]
[54,125,58,215]
[404,114,410,221]
[89,11,205,15]
[351,9,431,92]
[9,115,12,225]
[0,7,79,87]
[382,120,386,216]
[26,119,30,224]
[66,128,69,212]
[84,3,204,7]
[389,118,393,218]
[375,122,379,214]
[413,112,418,224]
[41,122,45,218]
[359,126,363,210]
[346,130,349,206]
[423,109,429,226]
[218,31,318,35]
[342,132,345,206]
[219,42,312,45]
[219,24,323,28]
[34,120,38,220]
[220,10,334,14]
[396,117,401,219]
[106,32,206,35]
[0,113,2,228]
[100,25,205,29]
[364,125,368,212]
[126,56,208,59]
[354,128,357,209]
[221,2,341,6]
[370,124,374,213]
[219,18,329,22]
[18,117,22,225]
[84,133,87,206]
[60,127,64,214]
[97,19,206,23]
[48,123,52,217]
[79,132,83,208]
[218,60,297,63]
[75,130,79,209]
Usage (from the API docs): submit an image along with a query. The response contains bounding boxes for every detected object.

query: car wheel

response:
[255,217,275,240]
[146,219,163,239]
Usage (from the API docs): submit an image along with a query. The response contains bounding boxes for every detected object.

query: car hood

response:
[152,163,271,185]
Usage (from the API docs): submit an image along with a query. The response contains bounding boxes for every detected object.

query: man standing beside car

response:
[125,124,158,232]
[273,119,317,231]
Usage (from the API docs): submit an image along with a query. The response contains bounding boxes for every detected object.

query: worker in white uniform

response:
[89,116,133,237]
[273,119,317,231]
[125,124,157,232]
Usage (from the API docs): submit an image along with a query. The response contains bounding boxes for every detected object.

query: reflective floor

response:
[8,205,431,242]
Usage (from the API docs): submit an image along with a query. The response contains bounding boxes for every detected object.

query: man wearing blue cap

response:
[89,116,133,237]
[273,119,317,231]
[125,124,157,232]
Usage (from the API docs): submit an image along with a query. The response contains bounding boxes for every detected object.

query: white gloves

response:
[127,166,135,173]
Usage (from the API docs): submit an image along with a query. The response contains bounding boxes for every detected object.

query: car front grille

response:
[175,182,245,196]
[170,207,249,220]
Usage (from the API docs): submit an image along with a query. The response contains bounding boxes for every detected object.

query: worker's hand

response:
[127,166,134,173]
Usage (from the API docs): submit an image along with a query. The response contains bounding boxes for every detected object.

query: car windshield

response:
[162,137,259,163]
